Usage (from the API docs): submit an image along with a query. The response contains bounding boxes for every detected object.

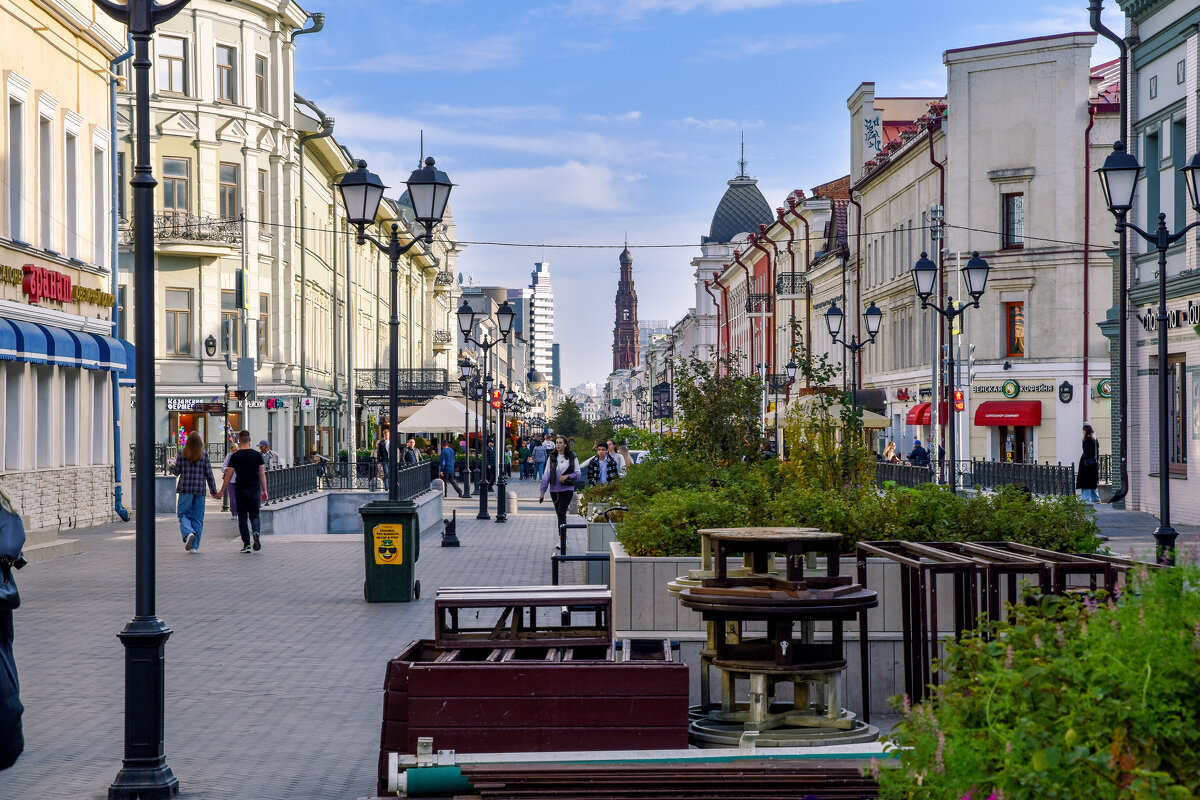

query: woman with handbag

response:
[539,435,581,531]
[1077,424,1101,503]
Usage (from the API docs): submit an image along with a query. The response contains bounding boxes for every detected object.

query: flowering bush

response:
[880,563,1200,800]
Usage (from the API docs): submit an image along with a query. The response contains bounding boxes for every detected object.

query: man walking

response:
[216,430,268,553]
[257,439,281,469]
[440,441,465,497]
[376,427,392,480]
[587,442,620,487]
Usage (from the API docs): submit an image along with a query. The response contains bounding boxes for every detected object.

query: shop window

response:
[221,289,240,354]
[4,366,22,470]
[216,45,236,103]
[64,371,78,466]
[162,157,189,214]
[158,36,188,95]
[255,55,268,112]
[1005,302,1025,358]
[219,162,239,220]
[92,373,106,464]
[35,367,52,468]
[165,288,191,356]
[1167,355,1187,473]
[1001,193,1024,250]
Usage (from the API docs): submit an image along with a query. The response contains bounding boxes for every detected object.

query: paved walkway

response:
[3,474,566,800]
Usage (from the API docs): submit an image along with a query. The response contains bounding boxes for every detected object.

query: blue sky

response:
[298,1,1119,389]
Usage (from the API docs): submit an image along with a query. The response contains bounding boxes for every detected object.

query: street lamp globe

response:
[1096,141,1142,215]
[864,301,883,340]
[496,299,516,338]
[785,360,797,382]
[338,160,387,231]
[457,299,478,337]
[458,357,475,380]
[405,157,454,239]
[1182,151,1200,213]
[910,252,938,302]
[962,252,992,300]
[824,300,844,340]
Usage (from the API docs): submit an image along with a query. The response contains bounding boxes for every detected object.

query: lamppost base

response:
[476,511,491,520]
[109,617,179,800]
[1153,524,1177,565]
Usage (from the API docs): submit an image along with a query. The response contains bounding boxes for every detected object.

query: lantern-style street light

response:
[908,251,991,495]
[1097,140,1200,562]
[825,300,883,412]
[338,158,453,502]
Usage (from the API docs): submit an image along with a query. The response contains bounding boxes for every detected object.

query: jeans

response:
[1081,488,1100,503]
[234,488,261,547]
[534,461,545,480]
[177,492,206,550]
[441,470,463,497]
[550,490,573,530]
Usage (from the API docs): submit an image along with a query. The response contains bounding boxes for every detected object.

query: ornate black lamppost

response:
[457,299,516,520]
[337,159,453,500]
[909,251,992,495]
[1097,140,1200,561]
[92,2,191,796]
[825,300,882,413]
[457,359,475,498]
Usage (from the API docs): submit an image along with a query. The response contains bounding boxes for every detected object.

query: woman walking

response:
[171,432,217,552]
[1077,424,1101,503]
[539,435,581,532]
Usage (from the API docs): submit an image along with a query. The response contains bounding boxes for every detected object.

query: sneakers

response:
[240,545,252,553]
[252,532,261,552]
[184,533,195,552]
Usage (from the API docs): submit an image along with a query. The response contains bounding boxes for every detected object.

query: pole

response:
[462,398,471,497]
[496,389,508,522]
[93,2,189,797]
[386,227,402,501]
[947,348,957,494]
[1153,217,1176,559]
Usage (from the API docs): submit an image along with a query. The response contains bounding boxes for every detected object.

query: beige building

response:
[0,0,127,532]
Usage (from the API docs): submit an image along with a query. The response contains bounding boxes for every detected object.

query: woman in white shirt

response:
[539,435,581,531]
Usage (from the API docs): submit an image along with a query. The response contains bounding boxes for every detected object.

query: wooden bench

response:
[434,585,612,649]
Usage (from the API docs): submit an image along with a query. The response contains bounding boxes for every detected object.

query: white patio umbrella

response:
[395,396,480,434]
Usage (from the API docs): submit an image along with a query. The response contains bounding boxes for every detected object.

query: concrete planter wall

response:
[608,540,963,715]
[258,489,443,537]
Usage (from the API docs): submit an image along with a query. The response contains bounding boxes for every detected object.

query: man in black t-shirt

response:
[216,429,268,553]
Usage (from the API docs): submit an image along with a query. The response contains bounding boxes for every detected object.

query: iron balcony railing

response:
[434,329,453,343]
[354,368,449,403]
[776,272,806,295]
[263,464,322,506]
[746,293,774,314]
[119,213,243,246]
[434,270,456,286]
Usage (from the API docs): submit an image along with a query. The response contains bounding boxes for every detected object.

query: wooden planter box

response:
[378,639,690,795]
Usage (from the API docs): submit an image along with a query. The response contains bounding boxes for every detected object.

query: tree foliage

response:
[670,353,766,464]
[548,397,588,439]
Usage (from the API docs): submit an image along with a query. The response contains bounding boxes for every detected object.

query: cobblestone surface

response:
[3,476,565,800]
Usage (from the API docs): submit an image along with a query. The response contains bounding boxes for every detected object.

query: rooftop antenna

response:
[738,131,747,178]
[419,130,424,167]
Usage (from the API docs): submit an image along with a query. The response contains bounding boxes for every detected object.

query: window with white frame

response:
[92,373,106,464]
[39,114,53,250]
[64,130,78,259]
[93,146,107,265]
[255,55,268,112]
[4,366,22,471]
[8,98,23,240]
[158,36,188,94]
[35,367,52,468]
[216,45,237,103]
[64,370,78,466]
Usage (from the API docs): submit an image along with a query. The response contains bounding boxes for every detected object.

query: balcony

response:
[434,270,456,290]
[433,329,453,349]
[775,272,806,299]
[745,293,774,314]
[354,368,449,406]
[118,212,242,257]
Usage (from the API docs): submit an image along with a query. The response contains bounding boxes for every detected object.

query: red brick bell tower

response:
[612,245,640,371]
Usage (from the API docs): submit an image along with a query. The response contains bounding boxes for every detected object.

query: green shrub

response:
[616,488,746,557]
[881,564,1200,800]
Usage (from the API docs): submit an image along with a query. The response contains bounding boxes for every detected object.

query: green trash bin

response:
[360,499,421,602]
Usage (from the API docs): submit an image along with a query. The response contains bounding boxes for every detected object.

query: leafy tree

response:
[548,397,588,440]
[670,353,766,464]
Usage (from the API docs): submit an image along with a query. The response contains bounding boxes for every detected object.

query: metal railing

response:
[321,459,381,490]
[132,442,230,474]
[119,213,243,246]
[263,464,322,506]
[354,368,449,402]
[775,272,806,295]
[874,461,933,488]
[434,329,453,343]
[746,293,774,313]
[1098,454,1113,484]
[969,459,1076,497]
[394,460,433,500]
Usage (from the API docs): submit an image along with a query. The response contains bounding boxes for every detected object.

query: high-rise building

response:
[506,287,534,338]
[551,343,561,388]
[529,261,554,379]
[612,246,640,370]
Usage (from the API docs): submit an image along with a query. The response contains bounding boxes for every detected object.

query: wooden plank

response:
[406,663,690,698]
[403,725,689,755]
[381,689,408,721]
[407,696,688,728]
[379,719,408,751]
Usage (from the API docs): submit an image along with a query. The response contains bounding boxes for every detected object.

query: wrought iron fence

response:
[746,293,774,313]
[132,443,230,474]
[1098,454,1113,484]
[354,368,449,403]
[968,459,1076,497]
[434,329,453,343]
[394,461,433,500]
[321,459,382,490]
[263,464,322,506]
[874,461,933,488]
[775,272,806,295]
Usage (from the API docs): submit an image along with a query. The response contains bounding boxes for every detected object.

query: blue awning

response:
[36,323,79,367]
[0,320,17,361]
[92,334,126,372]
[117,337,135,385]
[67,329,100,369]
[6,319,48,364]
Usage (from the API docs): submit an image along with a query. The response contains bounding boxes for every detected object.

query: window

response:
[165,288,191,355]
[218,162,239,219]
[93,146,106,265]
[35,367,52,468]
[216,45,236,103]
[8,99,22,239]
[221,290,240,354]
[1149,75,1158,100]
[1001,193,1024,250]
[92,374,106,464]
[116,152,126,219]
[64,371,78,466]
[257,169,267,225]
[162,157,189,213]
[1167,355,1187,473]
[255,56,268,112]
[39,115,52,249]
[1179,60,1186,85]
[1172,120,1187,230]
[117,285,127,340]
[1145,132,1160,252]
[157,36,188,94]
[259,293,270,360]
[1005,302,1025,358]
[64,131,78,259]
[4,366,21,470]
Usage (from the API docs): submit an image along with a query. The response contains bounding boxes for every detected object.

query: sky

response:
[298,1,1120,389]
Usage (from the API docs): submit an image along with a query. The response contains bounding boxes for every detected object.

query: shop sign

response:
[1096,378,1112,399]
[973,380,1054,397]
[265,398,284,410]
[166,397,209,411]
[896,388,912,401]
[918,387,932,398]
[0,263,116,307]
[1136,301,1199,332]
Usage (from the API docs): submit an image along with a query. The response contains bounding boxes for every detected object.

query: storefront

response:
[974,400,1042,463]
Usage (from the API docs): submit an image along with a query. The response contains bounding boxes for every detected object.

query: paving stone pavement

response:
[2,475,572,800]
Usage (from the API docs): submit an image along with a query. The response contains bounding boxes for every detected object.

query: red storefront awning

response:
[904,402,948,426]
[974,400,1042,427]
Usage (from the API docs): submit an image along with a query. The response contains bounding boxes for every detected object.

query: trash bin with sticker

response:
[359,499,420,602]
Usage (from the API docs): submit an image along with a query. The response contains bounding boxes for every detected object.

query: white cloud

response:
[418,104,563,122]
[561,0,859,21]
[450,161,629,213]
[682,116,765,131]
[580,110,643,122]
[333,35,521,74]
[709,33,838,59]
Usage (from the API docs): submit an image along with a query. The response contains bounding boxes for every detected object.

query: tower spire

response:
[738,131,747,178]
